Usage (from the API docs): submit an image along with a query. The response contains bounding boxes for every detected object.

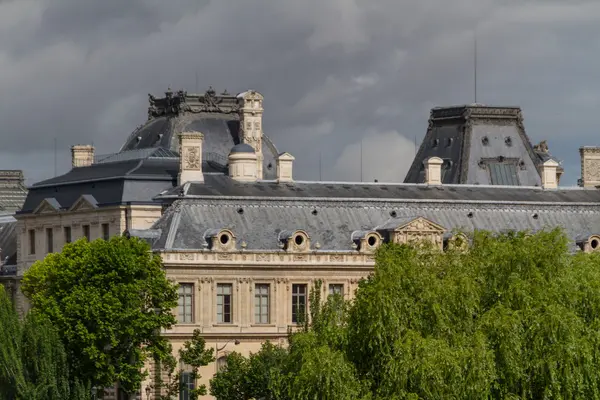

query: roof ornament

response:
[201,86,223,112]
[534,140,549,154]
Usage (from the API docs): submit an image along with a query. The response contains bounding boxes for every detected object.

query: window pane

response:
[178,284,194,323]
[292,284,307,323]
[216,284,233,323]
[254,284,270,324]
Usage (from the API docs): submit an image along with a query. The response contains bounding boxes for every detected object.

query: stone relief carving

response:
[585,159,600,182]
[183,147,201,170]
[179,253,194,261]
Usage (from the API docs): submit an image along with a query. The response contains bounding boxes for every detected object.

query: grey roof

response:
[94,147,179,164]
[0,171,27,213]
[0,216,18,267]
[20,158,177,213]
[230,143,255,154]
[118,88,279,179]
[404,105,559,186]
[150,197,600,252]
[145,175,600,252]
[157,176,600,204]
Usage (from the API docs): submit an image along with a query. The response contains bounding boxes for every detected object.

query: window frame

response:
[216,283,233,324]
[28,229,35,255]
[291,283,307,324]
[64,226,72,244]
[328,283,344,297]
[82,224,91,241]
[46,227,53,254]
[254,283,270,324]
[177,283,194,324]
[179,371,194,400]
[101,223,110,241]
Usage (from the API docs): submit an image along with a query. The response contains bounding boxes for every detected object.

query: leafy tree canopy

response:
[21,236,178,395]
[0,286,88,400]
[210,229,600,399]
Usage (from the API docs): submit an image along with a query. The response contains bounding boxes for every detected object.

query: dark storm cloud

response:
[1,0,600,184]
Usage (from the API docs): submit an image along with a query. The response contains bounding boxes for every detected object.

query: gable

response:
[395,216,446,234]
[68,195,99,212]
[33,198,61,214]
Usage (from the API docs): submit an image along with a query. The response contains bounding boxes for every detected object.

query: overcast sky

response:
[1,0,599,186]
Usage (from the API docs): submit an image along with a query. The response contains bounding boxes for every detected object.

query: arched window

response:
[217,356,228,371]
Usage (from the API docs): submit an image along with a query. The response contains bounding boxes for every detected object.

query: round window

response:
[294,234,304,246]
[220,234,230,245]
[367,235,377,247]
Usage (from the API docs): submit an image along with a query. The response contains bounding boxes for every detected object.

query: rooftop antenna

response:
[360,139,363,182]
[474,29,478,104]
[54,137,57,177]
[319,152,322,181]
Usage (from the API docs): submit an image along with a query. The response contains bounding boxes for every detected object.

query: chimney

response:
[237,90,264,179]
[541,159,559,189]
[71,145,94,168]
[178,132,204,185]
[424,157,443,185]
[579,147,600,188]
[228,143,257,182]
[276,152,295,183]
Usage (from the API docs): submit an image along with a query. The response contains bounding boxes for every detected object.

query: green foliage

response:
[0,286,85,400]
[21,236,179,395]
[211,229,600,399]
[156,329,214,400]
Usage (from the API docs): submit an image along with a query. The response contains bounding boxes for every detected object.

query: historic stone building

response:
[0,170,28,301]
[13,88,600,399]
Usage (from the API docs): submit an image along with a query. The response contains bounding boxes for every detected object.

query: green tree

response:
[0,286,80,400]
[156,329,214,400]
[211,229,600,399]
[21,236,179,397]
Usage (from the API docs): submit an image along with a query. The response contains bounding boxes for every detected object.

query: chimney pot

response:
[276,152,295,183]
[541,159,559,189]
[424,157,443,185]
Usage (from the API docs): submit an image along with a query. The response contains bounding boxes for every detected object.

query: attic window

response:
[390,210,398,218]
[219,234,230,245]
[505,137,513,147]
[294,234,305,246]
[519,160,526,170]
[367,236,377,247]
[432,139,439,148]
[592,238,599,249]
[237,208,244,215]
[532,213,539,220]
[467,212,474,218]
[446,138,454,147]
[486,161,520,186]
[311,209,318,216]
[482,136,489,146]
[267,163,273,170]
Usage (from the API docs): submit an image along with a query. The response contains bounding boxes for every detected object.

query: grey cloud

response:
[1,0,600,185]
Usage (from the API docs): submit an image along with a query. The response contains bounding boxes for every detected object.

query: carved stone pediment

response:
[68,195,98,212]
[384,216,446,250]
[33,198,61,214]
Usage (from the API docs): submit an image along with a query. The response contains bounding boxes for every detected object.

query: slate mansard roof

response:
[119,87,279,178]
[404,105,561,186]
[20,156,178,213]
[143,177,600,252]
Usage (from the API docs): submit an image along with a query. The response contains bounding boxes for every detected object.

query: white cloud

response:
[332,130,416,182]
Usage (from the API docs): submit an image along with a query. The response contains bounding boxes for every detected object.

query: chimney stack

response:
[178,132,204,185]
[71,145,94,168]
[424,157,443,185]
[237,90,265,179]
[579,147,600,188]
[276,152,295,183]
[541,159,559,189]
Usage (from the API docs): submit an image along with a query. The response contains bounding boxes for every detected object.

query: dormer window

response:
[279,230,310,252]
[205,229,236,251]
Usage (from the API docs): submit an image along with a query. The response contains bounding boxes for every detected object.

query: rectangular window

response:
[254,284,270,324]
[46,228,53,253]
[28,229,35,255]
[82,225,90,241]
[179,371,194,400]
[216,283,233,323]
[101,223,110,241]
[178,283,194,323]
[291,284,307,324]
[486,162,520,186]
[329,284,344,296]
[64,226,72,243]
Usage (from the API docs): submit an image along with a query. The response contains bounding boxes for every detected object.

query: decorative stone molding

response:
[351,230,383,253]
[443,232,469,252]
[71,145,94,168]
[579,147,600,188]
[276,152,295,183]
[541,159,559,189]
[383,216,446,251]
[278,230,310,252]
[205,229,236,252]
[577,234,600,253]
[178,131,204,185]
